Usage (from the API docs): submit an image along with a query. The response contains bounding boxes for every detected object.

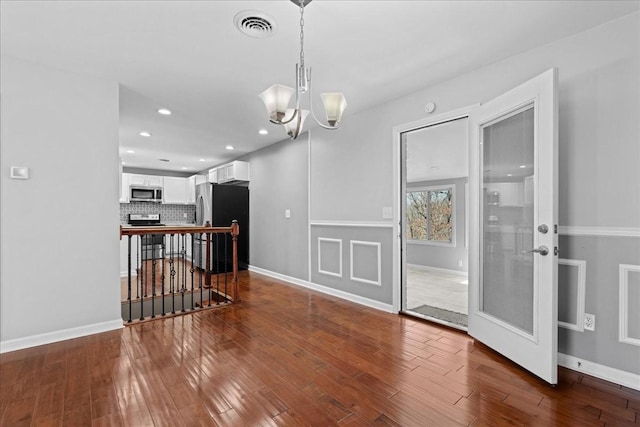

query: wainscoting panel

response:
[558,259,586,332]
[318,238,342,278]
[350,240,381,286]
[557,233,640,375]
[310,223,393,305]
[619,264,640,346]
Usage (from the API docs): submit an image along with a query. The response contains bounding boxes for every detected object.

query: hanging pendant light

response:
[259,0,347,140]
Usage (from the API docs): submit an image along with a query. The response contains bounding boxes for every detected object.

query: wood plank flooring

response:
[1,270,638,426]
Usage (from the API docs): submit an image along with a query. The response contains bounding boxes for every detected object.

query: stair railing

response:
[119,220,240,323]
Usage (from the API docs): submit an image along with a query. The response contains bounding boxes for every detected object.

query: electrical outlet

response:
[584,313,595,331]
[457,260,463,267]
[183,213,187,218]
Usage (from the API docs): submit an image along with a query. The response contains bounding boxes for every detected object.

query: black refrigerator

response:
[211,184,249,271]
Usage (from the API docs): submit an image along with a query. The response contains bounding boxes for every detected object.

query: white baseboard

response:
[407,263,468,277]
[558,353,640,391]
[0,319,123,354]
[120,271,137,278]
[248,265,394,313]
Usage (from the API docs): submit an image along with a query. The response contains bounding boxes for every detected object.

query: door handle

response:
[524,246,549,256]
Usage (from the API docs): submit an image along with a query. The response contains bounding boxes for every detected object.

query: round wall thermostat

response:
[425,102,436,113]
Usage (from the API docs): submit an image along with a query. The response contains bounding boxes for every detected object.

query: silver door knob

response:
[538,224,549,234]
[525,245,549,256]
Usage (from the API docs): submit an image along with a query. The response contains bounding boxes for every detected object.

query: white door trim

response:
[391,105,478,313]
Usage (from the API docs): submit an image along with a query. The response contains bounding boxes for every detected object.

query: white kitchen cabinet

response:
[186,175,197,204]
[208,167,219,183]
[163,176,189,204]
[120,172,131,203]
[129,174,163,187]
[224,161,249,182]
[211,161,250,184]
[487,182,524,207]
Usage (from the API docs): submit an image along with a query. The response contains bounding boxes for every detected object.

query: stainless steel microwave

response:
[130,186,163,203]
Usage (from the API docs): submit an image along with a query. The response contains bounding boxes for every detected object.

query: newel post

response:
[231,220,240,301]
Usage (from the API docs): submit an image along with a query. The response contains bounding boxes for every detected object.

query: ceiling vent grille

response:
[234,11,277,38]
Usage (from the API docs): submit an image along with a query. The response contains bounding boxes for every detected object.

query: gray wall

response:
[406,177,468,272]
[241,133,309,281]
[1,56,121,345]
[246,13,639,378]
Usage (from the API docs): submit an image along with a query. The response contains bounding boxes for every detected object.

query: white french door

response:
[468,69,559,384]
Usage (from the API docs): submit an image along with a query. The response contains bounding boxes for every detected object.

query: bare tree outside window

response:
[406,187,453,243]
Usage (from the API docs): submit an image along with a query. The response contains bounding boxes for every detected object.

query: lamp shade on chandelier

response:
[259,0,347,140]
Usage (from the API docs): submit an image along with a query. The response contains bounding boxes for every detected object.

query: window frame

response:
[405,184,456,247]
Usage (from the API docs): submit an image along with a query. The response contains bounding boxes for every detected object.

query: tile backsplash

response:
[120,203,196,224]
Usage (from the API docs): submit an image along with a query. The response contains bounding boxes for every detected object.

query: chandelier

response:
[259,0,347,140]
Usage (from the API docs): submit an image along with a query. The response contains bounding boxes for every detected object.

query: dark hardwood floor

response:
[1,271,638,426]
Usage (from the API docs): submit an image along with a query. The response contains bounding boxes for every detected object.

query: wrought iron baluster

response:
[136,235,140,299]
[127,235,132,323]
[198,232,203,309]
[139,235,145,321]
[181,233,186,313]
[151,240,157,319]
[161,233,166,316]
[189,233,195,311]
[170,233,176,314]
[223,232,228,304]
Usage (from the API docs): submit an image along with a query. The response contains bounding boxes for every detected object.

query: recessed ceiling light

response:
[226,145,234,150]
[126,150,135,154]
[258,129,268,135]
[507,173,513,177]
[199,158,206,162]
[519,165,526,168]
[157,108,172,116]
[140,131,152,137]
[181,166,188,170]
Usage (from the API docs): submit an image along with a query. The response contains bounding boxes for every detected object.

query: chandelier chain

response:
[299,1,305,68]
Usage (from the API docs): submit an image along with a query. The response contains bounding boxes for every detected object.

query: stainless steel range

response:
[127,214,165,260]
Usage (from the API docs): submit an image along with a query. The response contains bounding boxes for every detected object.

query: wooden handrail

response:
[119,224,234,238]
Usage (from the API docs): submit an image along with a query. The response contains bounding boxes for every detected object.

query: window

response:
[406,186,454,245]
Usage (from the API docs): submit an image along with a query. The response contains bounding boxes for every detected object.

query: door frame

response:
[391,105,477,313]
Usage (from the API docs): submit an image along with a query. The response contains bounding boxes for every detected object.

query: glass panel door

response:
[468,68,558,385]
[481,106,534,334]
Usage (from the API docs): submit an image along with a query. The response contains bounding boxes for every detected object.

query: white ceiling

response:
[406,118,469,183]
[2,1,637,174]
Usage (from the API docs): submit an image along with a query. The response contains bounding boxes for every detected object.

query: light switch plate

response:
[382,207,392,219]
[285,209,291,219]
[10,166,29,180]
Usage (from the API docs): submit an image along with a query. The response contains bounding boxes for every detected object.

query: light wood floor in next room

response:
[2,271,639,426]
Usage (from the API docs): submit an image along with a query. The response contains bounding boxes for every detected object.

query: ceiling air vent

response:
[234,10,277,38]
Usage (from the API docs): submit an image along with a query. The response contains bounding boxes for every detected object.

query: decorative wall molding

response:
[310,220,394,228]
[558,353,640,391]
[350,240,382,286]
[558,259,587,332]
[0,319,123,354]
[249,265,394,313]
[318,238,343,278]
[559,226,640,238]
[619,264,640,347]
